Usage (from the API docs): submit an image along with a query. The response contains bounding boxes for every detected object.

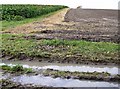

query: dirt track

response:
[5,8,119,42]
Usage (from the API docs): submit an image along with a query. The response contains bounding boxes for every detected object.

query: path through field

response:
[4,8,69,34]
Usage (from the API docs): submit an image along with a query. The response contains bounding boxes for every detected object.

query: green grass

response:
[1,9,64,31]
[44,69,111,78]
[1,34,119,63]
[1,64,33,73]
[41,39,118,52]
[43,69,120,82]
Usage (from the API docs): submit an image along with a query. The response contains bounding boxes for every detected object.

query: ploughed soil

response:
[64,9,119,42]
[4,8,119,43]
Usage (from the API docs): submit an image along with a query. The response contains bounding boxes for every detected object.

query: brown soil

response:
[64,9,119,42]
[4,8,119,42]
[1,54,119,66]
[65,9,118,21]
[25,29,118,42]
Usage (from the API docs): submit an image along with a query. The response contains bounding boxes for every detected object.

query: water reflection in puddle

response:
[1,61,119,75]
[11,74,118,87]
[41,65,119,75]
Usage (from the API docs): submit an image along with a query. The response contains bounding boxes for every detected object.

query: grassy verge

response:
[1,64,33,74]
[1,34,119,64]
[1,9,65,31]
[43,69,120,82]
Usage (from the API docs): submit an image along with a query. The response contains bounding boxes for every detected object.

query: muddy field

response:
[1,8,120,88]
[5,8,119,43]
[1,63,120,88]
[29,9,119,42]
[65,9,118,21]
[2,8,120,65]
[64,9,119,42]
[46,9,118,42]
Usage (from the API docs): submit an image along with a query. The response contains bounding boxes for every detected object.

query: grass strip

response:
[43,69,120,82]
[1,34,119,64]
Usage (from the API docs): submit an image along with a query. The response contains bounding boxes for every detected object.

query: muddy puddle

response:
[1,74,119,87]
[1,61,120,87]
[1,61,119,75]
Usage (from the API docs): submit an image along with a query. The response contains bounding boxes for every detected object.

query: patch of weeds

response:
[43,69,120,82]
[1,65,11,71]
[1,34,119,64]
[1,64,33,74]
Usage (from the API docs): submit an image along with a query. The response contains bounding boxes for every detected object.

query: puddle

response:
[1,61,120,87]
[1,61,119,75]
[8,74,119,87]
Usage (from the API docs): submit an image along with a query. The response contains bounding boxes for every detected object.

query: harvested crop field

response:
[39,8,118,42]
[65,9,118,21]
[6,8,119,42]
[64,9,119,42]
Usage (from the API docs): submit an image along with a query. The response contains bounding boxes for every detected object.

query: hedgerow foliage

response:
[1,5,67,21]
